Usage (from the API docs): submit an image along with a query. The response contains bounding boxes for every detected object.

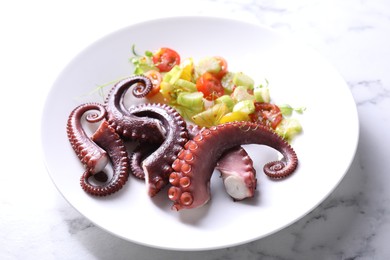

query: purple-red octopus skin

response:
[128,103,189,197]
[105,75,166,143]
[66,103,109,175]
[188,125,257,201]
[129,143,158,180]
[215,146,257,201]
[80,120,130,196]
[168,121,298,210]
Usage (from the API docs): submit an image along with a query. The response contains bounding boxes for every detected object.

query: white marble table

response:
[2,0,390,259]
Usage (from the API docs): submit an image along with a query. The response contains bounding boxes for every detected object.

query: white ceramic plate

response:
[41,17,359,251]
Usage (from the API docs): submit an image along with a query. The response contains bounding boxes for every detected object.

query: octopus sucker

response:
[80,120,130,196]
[168,121,298,210]
[66,103,109,174]
[104,75,166,143]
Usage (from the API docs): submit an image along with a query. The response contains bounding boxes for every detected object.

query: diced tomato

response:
[213,56,228,79]
[250,102,283,129]
[196,72,224,101]
[152,48,180,72]
[143,70,162,98]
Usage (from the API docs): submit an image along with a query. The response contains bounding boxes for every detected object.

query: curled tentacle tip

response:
[93,171,108,183]
[264,160,296,179]
[129,76,153,98]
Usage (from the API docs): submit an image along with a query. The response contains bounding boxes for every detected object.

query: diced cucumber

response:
[163,65,182,84]
[174,79,197,92]
[221,72,235,94]
[232,72,255,90]
[231,86,255,102]
[177,92,204,109]
[160,79,197,101]
[215,95,235,111]
[233,100,255,115]
[176,106,203,121]
[195,57,221,76]
[176,93,204,121]
[275,118,303,142]
[159,82,175,101]
[130,56,156,75]
[254,87,270,103]
[279,104,306,116]
[278,104,293,116]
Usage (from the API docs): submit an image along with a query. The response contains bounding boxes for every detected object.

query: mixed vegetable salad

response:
[130,46,304,142]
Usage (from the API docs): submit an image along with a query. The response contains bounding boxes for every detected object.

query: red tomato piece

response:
[152,48,180,72]
[250,103,283,129]
[196,72,225,101]
[143,70,162,98]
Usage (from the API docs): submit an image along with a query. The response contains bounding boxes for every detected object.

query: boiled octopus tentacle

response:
[186,124,203,138]
[66,103,109,175]
[80,120,130,196]
[129,143,159,180]
[105,75,166,143]
[188,125,257,201]
[215,146,257,201]
[168,121,298,210]
[128,103,189,197]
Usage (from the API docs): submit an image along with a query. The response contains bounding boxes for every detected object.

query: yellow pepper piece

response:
[180,58,194,82]
[219,111,250,124]
[192,103,229,127]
